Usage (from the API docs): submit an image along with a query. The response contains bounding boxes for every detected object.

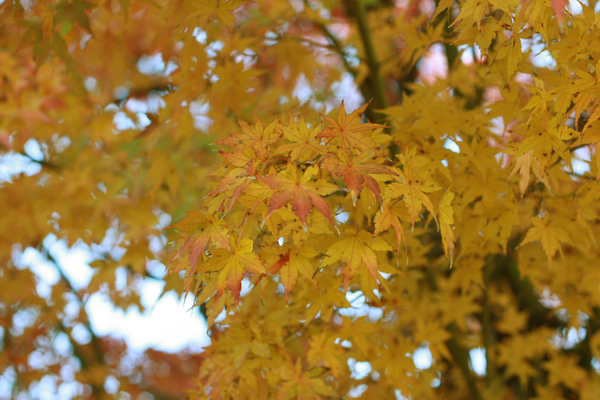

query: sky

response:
[18,236,210,352]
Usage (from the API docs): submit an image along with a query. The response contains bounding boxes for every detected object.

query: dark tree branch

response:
[351,0,389,120]
[425,270,484,400]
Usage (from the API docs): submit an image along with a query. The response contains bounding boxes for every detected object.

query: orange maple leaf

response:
[259,165,338,226]
[166,211,230,274]
[317,100,387,151]
[321,147,398,206]
[202,238,265,302]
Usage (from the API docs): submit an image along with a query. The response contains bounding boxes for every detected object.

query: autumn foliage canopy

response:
[3,0,600,398]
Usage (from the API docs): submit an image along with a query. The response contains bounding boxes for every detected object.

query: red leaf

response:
[321,148,398,206]
[259,165,338,226]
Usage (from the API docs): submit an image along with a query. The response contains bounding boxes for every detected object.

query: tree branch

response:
[351,0,389,117]
[425,270,484,400]
[497,250,561,330]
[482,263,496,384]
[43,245,105,366]
[309,18,358,78]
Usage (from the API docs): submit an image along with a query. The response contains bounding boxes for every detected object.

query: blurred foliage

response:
[2,0,600,398]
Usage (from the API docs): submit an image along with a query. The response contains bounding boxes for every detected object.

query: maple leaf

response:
[202,238,265,302]
[219,143,254,168]
[214,118,281,155]
[275,359,337,400]
[519,216,571,265]
[273,115,327,162]
[304,272,351,322]
[385,153,441,226]
[189,0,243,27]
[373,199,409,261]
[438,191,456,263]
[414,319,451,360]
[321,147,398,206]
[267,246,319,302]
[166,211,230,274]
[317,100,387,151]
[307,333,344,378]
[543,354,587,391]
[207,167,251,208]
[496,335,539,388]
[513,117,568,166]
[259,164,338,226]
[508,150,548,198]
[322,229,392,291]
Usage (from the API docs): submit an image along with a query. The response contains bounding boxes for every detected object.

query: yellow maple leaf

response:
[438,190,456,263]
[374,199,409,263]
[508,150,549,198]
[385,167,441,227]
[166,211,230,274]
[266,246,319,302]
[202,237,265,302]
[519,216,571,265]
[273,115,327,162]
[275,359,337,400]
[322,229,392,291]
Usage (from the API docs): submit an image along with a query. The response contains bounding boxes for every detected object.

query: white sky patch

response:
[137,53,165,75]
[418,43,448,83]
[339,291,384,321]
[413,346,433,370]
[568,0,583,14]
[0,152,41,182]
[113,111,137,130]
[44,235,95,290]
[332,72,363,112]
[24,138,44,161]
[86,290,209,352]
[443,138,460,153]
[572,146,591,175]
[348,358,372,379]
[335,211,350,224]
[459,45,482,66]
[470,348,486,375]
[293,74,313,104]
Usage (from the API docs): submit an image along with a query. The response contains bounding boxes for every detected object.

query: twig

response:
[315,22,358,77]
[300,0,357,77]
